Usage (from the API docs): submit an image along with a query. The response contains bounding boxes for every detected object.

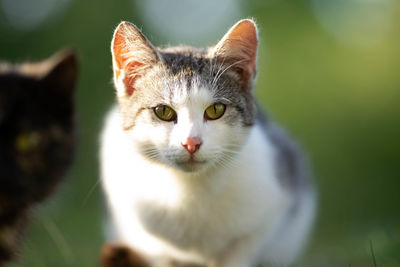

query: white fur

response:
[101,85,315,267]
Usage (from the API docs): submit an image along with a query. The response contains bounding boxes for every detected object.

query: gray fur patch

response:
[255,107,312,192]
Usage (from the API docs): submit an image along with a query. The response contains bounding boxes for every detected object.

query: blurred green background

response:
[1,0,399,266]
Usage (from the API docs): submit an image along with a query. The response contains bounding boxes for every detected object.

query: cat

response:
[0,50,77,264]
[101,19,316,267]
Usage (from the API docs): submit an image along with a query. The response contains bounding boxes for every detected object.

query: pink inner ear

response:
[123,61,143,95]
[226,20,258,74]
[113,28,129,70]
[214,20,258,90]
[112,23,143,95]
[112,22,159,96]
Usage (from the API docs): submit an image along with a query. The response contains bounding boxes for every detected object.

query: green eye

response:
[154,105,177,122]
[204,103,226,120]
[16,131,40,152]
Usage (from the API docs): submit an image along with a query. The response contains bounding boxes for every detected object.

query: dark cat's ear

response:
[42,49,78,100]
[211,19,258,90]
[111,21,160,96]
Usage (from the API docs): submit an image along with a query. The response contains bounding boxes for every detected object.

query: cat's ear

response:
[42,49,78,100]
[112,21,160,97]
[211,19,258,90]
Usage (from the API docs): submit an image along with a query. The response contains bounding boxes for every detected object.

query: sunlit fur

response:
[101,19,316,267]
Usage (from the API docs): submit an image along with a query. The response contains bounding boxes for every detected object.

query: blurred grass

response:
[1,0,400,266]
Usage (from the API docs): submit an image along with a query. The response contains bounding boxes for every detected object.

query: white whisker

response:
[211,56,227,87]
[81,178,101,207]
[211,58,246,89]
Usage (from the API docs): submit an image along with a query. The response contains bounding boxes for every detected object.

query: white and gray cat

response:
[101,19,316,267]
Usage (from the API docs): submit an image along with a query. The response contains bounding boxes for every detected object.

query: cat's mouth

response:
[175,158,207,172]
[176,158,206,165]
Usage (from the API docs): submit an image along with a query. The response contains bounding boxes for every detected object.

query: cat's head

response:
[111,20,258,173]
[0,50,77,198]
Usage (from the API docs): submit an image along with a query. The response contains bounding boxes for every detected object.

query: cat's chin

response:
[174,159,208,173]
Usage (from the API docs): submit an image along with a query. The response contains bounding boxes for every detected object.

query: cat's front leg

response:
[208,232,265,267]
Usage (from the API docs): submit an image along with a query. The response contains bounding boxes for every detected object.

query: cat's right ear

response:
[42,49,78,101]
[111,22,159,97]
[210,19,258,91]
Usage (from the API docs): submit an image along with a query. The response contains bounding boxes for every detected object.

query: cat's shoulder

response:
[255,107,313,192]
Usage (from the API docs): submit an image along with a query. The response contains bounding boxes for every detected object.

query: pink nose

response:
[181,137,202,154]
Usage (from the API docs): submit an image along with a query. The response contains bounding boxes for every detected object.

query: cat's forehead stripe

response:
[152,54,256,127]
[165,76,211,108]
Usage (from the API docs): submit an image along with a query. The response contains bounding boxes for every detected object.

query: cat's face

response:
[112,20,258,173]
[0,51,77,195]
[124,69,252,173]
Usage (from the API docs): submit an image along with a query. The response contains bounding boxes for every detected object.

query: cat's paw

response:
[100,242,149,267]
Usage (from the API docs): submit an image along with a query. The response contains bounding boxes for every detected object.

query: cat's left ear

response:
[211,19,258,90]
[111,22,160,97]
[42,49,78,100]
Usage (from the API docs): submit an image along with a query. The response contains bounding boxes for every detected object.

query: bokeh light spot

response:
[1,0,71,31]
[134,0,241,45]
[310,0,395,47]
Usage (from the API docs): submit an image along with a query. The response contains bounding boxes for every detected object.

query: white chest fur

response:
[100,107,313,267]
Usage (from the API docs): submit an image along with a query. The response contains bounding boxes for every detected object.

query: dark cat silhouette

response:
[0,50,77,264]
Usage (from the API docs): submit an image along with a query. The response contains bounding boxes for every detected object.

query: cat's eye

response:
[154,105,177,122]
[15,131,40,152]
[204,103,226,120]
